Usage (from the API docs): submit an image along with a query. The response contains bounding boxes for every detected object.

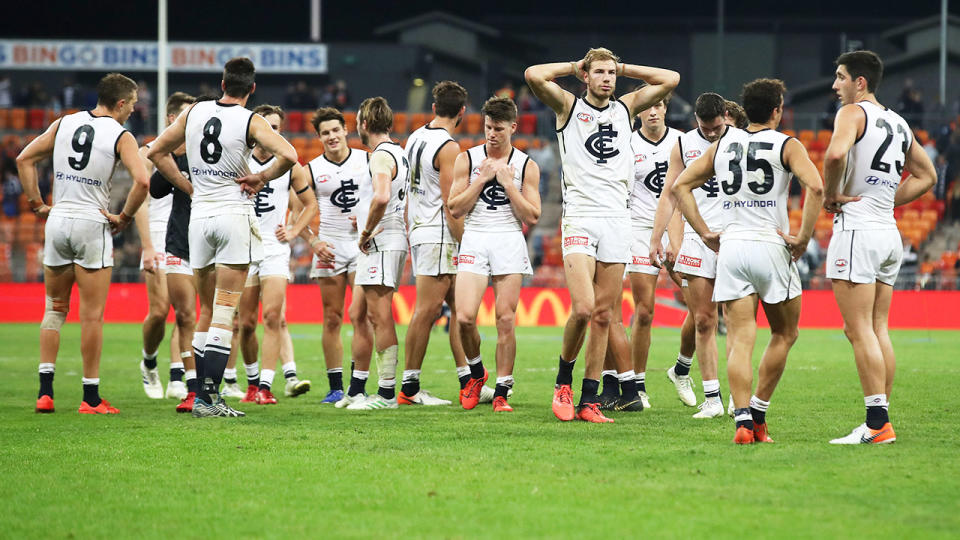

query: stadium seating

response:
[519,114,537,135]
[343,111,357,133]
[9,108,26,130]
[410,113,429,131]
[464,113,483,135]
[393,112,408,134]
[286,111,304,133]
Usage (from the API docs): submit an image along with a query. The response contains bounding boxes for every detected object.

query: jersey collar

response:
[323,148,353,167]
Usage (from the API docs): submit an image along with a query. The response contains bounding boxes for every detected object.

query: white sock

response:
[617,370,635,382]
[39,363,55,374]
[170,361,185,371]
[496,375,514,387]
[185,369,197,381]
[223,368,237,382]
[749,395,770,412]
[142,348,158,361]
[402,369,421,382]
[703,379,720,399]
[282,361,298,379]
[456,366,470,378]
[634,371,646,383]
[601,369,617,378]
[676,354,693,368]
[261,369,276,389]
[865,394,886,408]
[244,362,260,380]
[192,332,207,353]
[467,355,482,365]
[352,370,369,380]
[205,327,232,351]
[81,377,99,386]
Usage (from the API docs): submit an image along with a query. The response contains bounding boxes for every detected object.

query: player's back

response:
[713,127,792,245]
[308,149,368,240]
[405,124,456,245]
[835,101,911,231]
[185,99,255,214]
[463,143,529,233]
[358,141,408,252]
[677,127,723,230]
[556,97,633,218]
[50,111,127,223]
[630,127,681,228]
[248,155,291,255]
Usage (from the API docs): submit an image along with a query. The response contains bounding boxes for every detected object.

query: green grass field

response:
[1,322,958,539]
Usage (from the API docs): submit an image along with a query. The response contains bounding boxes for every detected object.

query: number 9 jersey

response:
[184,100,255,215]
[712,127,792,245]
[834,101,912,231]
[50,111,128,223]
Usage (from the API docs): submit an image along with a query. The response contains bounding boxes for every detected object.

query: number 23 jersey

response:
[629,127,681,228]
[307,149,368,240]
[50,110,127,223]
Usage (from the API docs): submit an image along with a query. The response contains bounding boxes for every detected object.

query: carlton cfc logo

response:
[577,112,594,123]
[685,150,702,160]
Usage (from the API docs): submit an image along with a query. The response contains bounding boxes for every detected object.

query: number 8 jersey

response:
[185,100,255,215]
[834,101,912,231]
[713,127,792,245]
[50,111,127,223]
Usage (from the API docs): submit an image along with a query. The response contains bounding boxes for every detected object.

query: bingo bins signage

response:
[0,40,328,73]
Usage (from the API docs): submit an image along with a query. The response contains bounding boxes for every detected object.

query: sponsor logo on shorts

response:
[368,266,378,275]
[835,258,847,272]
[315,260,334,269]
[632,255,651,266]
[458,254,475,264]
[678,254,702,268]
[577,112,594,123]
[165,255,182,265]
[563,236,589,248]
[685,149,702,160]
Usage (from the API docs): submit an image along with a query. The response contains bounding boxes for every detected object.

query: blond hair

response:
[582,47,620,71]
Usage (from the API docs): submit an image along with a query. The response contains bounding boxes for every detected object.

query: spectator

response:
[285,81,318,110]
[821,96,840,131]
[947,179,960,223]
[528,140,557,201]
[934,153,948,200]
[333,79,350,109]
[130,80,152,135]
[0,75,11,108]
[495,80,515,100]
[897,79,924,126]
[517,86,541,112]
[60,78,80,109]
[2,171,21,218]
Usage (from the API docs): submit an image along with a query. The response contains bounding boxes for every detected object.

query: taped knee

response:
[40,296,69,331]
[211,289,241,328]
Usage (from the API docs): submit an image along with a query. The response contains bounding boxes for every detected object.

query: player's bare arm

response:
[823,104,865,212]
[134,144,158,272]
[894,137,937,206]
[447,152,484,218]
[15,117,60,219]
[102,132,149,234]
[437,140,464,242]
[619,65,681,116]
[358,149,395,253]
[649,142,685,266]
[502,160,541,226]
[777,138,825,260]
[237,114,298,194]
[673,142,720,251]
[276,163,318,243]
[147,104,193,196]
[523,61,577,122]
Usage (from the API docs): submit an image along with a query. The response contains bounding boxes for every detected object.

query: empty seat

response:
[518,114,537,135]
[464,113,483,135]
[27,108,46,130]
[286,111,304,133]
[392,112,408,135]
[9,108,26,130]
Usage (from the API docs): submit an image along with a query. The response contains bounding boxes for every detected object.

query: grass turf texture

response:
[1,323,958,538]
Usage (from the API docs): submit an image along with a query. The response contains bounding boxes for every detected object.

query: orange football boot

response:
[459,369,488,410]
[862,422,897,444]
[753,423,775,443]
[552,385,575,421]
[176,392,195,413]
[576,402,614,423]
[78,399,119,414]
[492,396,513,412]
[35,395,54,413]
[733,426,755,444]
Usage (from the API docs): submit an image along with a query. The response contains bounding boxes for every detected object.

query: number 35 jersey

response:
[307,148,368,240]
[557,97,633,219]
[629,127,681,228]
[835,101,912,231]
[50,110,127,223]
[713,127,792,245]
[677,127,724,231]
[185,100,255,215]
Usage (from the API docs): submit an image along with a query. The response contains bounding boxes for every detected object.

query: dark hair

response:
[835,50,883,93]
[481,96,517,123]
[694,92,725,121]
[724,100,748,128]
[433,81,468,118]
[194,94,218,103]
[741,79,786,124]
[252,104,285,121]
[96,73,138,108]
[311,107,345,134]
[358,97,393,134]
[222,57,256,98]
[165,91,195,117]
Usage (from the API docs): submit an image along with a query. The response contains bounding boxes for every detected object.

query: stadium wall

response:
[1,284,958,329]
